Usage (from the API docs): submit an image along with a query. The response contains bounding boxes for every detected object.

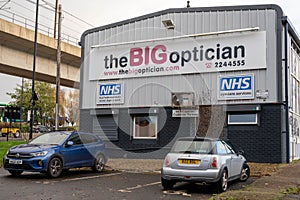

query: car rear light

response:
[164,156,170,167]
[211,157,217,168]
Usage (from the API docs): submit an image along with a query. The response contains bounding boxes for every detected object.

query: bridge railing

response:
[0,9,80,46]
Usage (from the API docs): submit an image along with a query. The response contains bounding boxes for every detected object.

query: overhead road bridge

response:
[0,18,80,88]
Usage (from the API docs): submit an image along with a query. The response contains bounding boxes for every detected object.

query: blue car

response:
[3,131,107,178]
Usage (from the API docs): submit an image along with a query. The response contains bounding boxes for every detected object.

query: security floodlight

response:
[162,19,175,30]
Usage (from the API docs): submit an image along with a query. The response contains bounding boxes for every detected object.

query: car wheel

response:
[92,154,105,172]
[14,131,20,138]
[8,170,23,176]
[240,163,250,182]
[161,177,175,190]
[47,157,63,178]
[217,170,228,193]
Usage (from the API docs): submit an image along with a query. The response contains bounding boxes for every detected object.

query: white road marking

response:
[118,181,161,193]
[163,190,192,197]
[62,173,122,182]
[118,189,132,193]
[37,173,122,184]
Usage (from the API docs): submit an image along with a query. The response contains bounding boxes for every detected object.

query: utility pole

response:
[20,77,24,131]
[55,4,62,131]
[29,0,39,140]
[54,0,58,38]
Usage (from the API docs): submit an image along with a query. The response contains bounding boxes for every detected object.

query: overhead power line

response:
[24,0,54,12]
[11,0,53,23]
[0,0,10,10]
[41,0,54,8]
[1,0,96,45]
[24,0,94,27]
[62,8,95,27]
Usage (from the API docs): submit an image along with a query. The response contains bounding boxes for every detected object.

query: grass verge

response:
[281,185,300,195]
[0,140,26,167]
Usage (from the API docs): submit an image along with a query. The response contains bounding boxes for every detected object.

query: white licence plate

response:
[9,159,23,164]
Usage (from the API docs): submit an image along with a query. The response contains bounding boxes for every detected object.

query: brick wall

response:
[80,108,193,159]
[228,104,283,163]
[81,104,284,162]
[79,109,93,132]
[112,108,190,153]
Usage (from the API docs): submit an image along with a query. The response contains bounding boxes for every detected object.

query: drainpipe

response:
[283,17,290,163]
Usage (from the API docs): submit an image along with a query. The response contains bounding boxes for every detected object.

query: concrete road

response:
[0,168,255,200]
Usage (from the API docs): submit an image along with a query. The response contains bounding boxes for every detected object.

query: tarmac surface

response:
[106,159,163,173]
[106,159,300,200]
[2,135,300,199]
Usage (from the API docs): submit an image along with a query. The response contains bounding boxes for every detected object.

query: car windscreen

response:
[171,140,213,154]
[29,132,69,145]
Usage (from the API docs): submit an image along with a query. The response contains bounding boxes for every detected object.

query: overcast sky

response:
[0,0,299,103]
[60,0,300,34]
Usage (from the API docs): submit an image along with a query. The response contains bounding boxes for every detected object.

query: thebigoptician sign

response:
[89,31,266,80]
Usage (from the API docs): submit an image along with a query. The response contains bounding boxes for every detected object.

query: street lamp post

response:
[29,0,39,140]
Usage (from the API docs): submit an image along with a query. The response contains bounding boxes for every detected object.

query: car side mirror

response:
[237,150,244,155]
[66,141,74,147]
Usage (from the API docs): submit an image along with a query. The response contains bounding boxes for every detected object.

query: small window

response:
[228,113,258,125]
[133,115,157,139]
[223,141,236,154]
[68,134,83,145]
[80,134,98,144]
[216,141,229,155]
[171,140,212,154]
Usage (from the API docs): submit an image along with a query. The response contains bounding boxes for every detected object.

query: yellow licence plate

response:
[178,159,200,165]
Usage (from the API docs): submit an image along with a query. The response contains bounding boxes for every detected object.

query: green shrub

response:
[54,126,78,131]
[0,140,26,167]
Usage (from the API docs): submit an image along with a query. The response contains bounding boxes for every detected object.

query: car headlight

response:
[30,151,48,157]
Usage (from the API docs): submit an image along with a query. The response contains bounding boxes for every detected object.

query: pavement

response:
[2,136,300,199]
[218,160,300,200]
[105,159,300,200]
[106,158,164,173]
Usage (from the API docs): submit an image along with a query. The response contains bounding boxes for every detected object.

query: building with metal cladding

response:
[79,4,300,163]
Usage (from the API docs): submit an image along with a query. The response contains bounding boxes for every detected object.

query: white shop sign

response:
[89,31,266,80]
[172,109,199,118]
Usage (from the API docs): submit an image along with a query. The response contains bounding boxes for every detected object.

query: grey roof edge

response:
[284,17,300,47]
[79,4,284,46]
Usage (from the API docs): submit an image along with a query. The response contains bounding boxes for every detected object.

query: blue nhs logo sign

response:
[219,75,254,100]
[220,75,252,91]
[99,84,122,96]
[97,83,124,105]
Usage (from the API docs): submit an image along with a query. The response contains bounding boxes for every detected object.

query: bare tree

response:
[65,89,80,126]
[59,90,66,125]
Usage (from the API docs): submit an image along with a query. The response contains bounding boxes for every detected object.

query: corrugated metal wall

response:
[81,6,280,109]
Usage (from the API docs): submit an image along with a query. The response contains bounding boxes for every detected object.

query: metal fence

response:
[0,9,80,46]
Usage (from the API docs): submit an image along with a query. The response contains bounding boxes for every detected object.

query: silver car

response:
[161,137,250,192]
